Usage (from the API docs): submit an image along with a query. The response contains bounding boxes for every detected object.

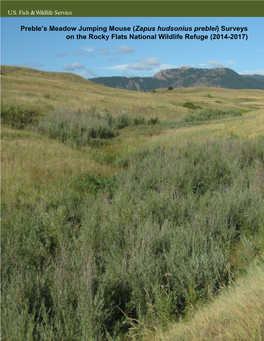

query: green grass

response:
[182,101,201,110]
[1,65,264,340]
[1,102,42,129]
[183,108,242,123]
[2,135,264,340]
[36,108,159,148]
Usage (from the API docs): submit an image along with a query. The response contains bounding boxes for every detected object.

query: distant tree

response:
[168,86,173,90]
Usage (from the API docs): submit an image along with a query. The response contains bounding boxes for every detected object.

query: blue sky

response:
[1,17,264,78]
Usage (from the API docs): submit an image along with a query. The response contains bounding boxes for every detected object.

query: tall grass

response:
[183,108,242,123]
[36,108,157,147]
[2,136,264,340]
[1,102,42,129]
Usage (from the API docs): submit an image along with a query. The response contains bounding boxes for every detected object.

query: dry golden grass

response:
[121,107,263,152]
[1,65,178,119]
[2,65,263,202]
[151,261,264,341]
[2,65,264,122]
[106,114,262,161]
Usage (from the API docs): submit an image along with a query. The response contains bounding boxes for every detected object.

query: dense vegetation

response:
[37,109,158,147]
[1,103,42,129]
[1,66,264,340]
[2,129,264,340]
[182,108,242,122]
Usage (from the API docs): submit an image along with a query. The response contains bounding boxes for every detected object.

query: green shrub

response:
[70,172,118,196]
[37,109,149,147]
[148,117,159,125]
[133,116,146,125]
[1,103,41,129]
[184,108,242,123]
[37,109,116,147]
[183,101,201,110]
[2,137,264,340]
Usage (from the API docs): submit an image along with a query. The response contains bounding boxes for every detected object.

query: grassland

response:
[1,65,264,340]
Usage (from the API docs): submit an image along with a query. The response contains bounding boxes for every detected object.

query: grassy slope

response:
[2,65,264,119]
[1,127,117,206]
[2,65,263,203]
[2,65,263,155]
[1,65,264,340]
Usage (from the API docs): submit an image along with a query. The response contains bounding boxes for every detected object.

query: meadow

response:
[1,65,264,340]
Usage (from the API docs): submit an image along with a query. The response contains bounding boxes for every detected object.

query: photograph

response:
[1,2,264,340]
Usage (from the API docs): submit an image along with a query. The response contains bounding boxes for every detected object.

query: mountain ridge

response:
[90,67,264,92]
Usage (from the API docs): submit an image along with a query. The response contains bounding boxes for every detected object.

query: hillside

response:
[1,65,264,341]
[3,65,264,124]
[90,67,264,92]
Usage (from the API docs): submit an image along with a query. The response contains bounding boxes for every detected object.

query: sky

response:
[1,16,264,79]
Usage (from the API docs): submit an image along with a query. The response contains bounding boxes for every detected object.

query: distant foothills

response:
[89,67,264,92]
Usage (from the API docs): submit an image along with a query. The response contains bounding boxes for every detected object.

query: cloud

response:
[158,63,178,70]
[138,57,162,66]
[126,57,163,71]
[83,46,95,53]
[114,46,136,55]
[239,70,264,76]
[108,57,119,62]
[56,52,67,57]
[85,68,98,77]
[98,48,109,56]
[102,64,129,70]
[74,51,85,56]
[126,59,179,73]
[101,63,152,71]
[99,51,109,56]
[122,70,138,77]
[62,62,85,71]
[206,60,236,68]
[101,60,178,73]
[19,62,45,68]
[127,63,154,71]
[193,63,206,67]
[77,68,98,78]
[206,60,225,68]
